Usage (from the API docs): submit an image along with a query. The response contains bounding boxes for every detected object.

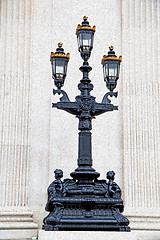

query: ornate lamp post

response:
[43,16,130,231]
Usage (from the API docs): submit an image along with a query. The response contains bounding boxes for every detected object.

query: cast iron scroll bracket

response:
[101,91,118,104]
[53,89,70,102]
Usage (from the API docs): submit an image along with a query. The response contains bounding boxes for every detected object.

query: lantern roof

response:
[76,16,96,35]
[50,43,70,61]
[101,46,122,64]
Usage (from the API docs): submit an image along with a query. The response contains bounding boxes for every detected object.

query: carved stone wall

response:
[0,0,32,208]
[122,0,160,229]
[0,0,38,238]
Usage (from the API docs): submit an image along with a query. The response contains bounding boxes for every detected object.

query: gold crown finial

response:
[83,16,88,20]
[109,46,114,50]
[76,17,96,35]
[58,42,63,47]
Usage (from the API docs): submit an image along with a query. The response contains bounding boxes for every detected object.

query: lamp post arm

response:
[93,103,118,116]
[52,89,79,115]
[52,102,79,115]
[52,92,118,117]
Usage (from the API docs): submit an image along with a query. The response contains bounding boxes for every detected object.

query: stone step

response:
[38,230,160,240]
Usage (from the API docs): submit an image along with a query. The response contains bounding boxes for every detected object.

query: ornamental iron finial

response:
[76,16,96,35]
[83,16,88,20]
[58,42,63,47]
[109,46,114,50]
[101,46,122,64]
[50,43,70,61]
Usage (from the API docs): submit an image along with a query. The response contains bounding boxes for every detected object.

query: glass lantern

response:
[76,16,95,60]
[50,43,70,89]
[101,46,122,91]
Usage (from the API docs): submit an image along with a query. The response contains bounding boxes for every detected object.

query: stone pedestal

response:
[38,230,160,240]
[0,207,38,240]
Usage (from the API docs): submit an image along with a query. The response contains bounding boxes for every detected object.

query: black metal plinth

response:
[42,169,130,231]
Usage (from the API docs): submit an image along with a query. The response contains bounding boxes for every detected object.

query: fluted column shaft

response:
[122,0,160,224]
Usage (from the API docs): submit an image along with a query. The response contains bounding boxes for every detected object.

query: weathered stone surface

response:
[0,230,37,240]
[38,230,160,240]
[0,207,38,240]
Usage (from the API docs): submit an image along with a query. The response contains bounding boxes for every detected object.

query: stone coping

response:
[38,230,160,240]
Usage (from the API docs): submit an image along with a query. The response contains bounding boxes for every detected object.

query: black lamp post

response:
[43,16,130,232]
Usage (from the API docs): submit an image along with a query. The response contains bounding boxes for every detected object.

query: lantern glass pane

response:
[91,34,94,47]
[52,60,56,75]
[65,61,68,75]
[117,64,120,77]
[56,60,65,73]
[78,33,83,48]
[103,64,108,80]
[108,63,118,81]
[106,63,109,77]
[109,63,117,76]
[103,65,106,79]
[65,62,67,73]
[82,33,91,46]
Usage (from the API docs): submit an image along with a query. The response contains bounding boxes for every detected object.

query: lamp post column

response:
[71,58,100,182]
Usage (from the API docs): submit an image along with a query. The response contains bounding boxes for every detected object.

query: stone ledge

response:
[38,230,160,240]
[127,216,160,230]
[0,222,38,229]
[123,208,160,230]
[0,207,38,239]
[0,208,38,230]
[0,229,38,240]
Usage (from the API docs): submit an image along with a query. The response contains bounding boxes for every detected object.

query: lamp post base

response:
[42,171,130,232]
[43,207,130,231]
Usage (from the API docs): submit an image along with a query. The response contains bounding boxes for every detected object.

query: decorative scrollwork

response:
[79,119,92,130]
[53,89,70,102]
[76,95,95,112]
[44,202,64,225]
[101,91,118,104]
